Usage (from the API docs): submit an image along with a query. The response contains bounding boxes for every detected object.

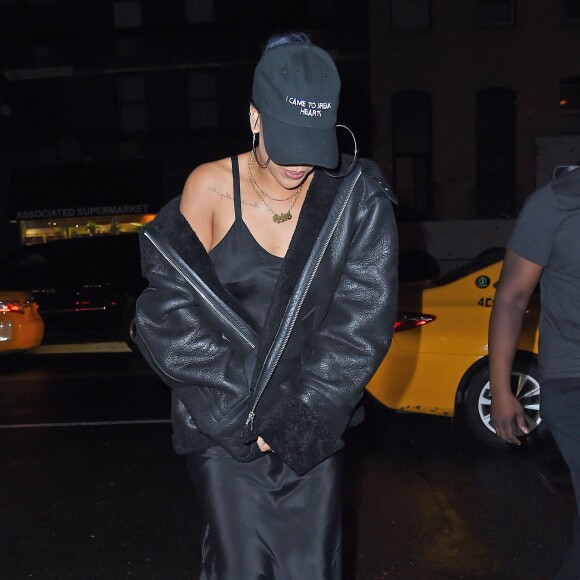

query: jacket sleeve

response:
[134,257,257,460]
[253,191,399,474]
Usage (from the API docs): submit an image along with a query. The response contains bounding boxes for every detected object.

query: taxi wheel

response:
[121,300,140,353]
[126,316,139,352]
[462,356,549,449]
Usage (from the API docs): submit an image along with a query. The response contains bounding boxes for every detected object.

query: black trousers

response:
[542,377,580,580]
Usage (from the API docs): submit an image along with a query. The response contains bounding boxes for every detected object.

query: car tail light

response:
[0,301,24,314]
[394,312,436,332]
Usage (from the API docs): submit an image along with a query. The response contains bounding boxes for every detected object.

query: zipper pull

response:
[245,411,255,431]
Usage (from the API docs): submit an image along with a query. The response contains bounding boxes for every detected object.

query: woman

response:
[135,32,398,579]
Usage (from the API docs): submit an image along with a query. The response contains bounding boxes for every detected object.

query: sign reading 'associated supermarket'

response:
[16,204,150,220]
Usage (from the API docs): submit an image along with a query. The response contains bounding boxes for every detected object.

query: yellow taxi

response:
[0,291,44,353]
[366,250,544,448]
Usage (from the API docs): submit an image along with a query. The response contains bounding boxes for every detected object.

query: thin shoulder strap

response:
[230,155,242,220]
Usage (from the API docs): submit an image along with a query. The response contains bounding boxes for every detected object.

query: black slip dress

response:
[185,156,343,580]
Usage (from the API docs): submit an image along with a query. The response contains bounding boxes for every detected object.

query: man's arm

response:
[488,250,543,444]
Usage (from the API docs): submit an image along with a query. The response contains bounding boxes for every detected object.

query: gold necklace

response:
[248,153,298,201]
[247,152,304,223]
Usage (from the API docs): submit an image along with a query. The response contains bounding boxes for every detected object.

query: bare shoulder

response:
[179,157,234,251]
[180,157,232,212]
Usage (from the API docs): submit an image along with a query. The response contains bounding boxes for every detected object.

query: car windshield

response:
[435,247,505,286]
[0,234,141,290]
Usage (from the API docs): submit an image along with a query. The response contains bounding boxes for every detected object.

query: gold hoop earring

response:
[252,132,270,168]
[323,125,358,178]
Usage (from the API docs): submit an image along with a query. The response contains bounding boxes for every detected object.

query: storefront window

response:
[20,213,155,245]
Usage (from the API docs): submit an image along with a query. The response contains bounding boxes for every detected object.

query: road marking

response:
[31,342,133,354]
[0,369,152,382]
[0,419,170,429]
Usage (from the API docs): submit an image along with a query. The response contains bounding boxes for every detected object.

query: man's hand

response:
[491,391,529,445]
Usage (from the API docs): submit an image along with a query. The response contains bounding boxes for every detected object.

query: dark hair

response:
[262,32,311,55]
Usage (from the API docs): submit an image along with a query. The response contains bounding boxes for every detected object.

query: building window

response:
[476,88,516,218]
[114,1,142,28]
[392,91,432,218]
[390,0,430,30]
[115,37,141,59]
[185,0,215,23]
[117,75,147,132]
[560,77,580,133]
[476,0,515,26]
[188,71,218,128]
[562,0,580,22]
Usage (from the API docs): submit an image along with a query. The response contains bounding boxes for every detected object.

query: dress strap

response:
[231,155,242,221]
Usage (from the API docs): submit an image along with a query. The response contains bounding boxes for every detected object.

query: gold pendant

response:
[272,211,292,224]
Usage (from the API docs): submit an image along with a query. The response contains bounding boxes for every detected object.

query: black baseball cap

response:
[252,42,341,168]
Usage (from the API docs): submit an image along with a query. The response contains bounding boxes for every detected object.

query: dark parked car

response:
[0,234,145,348]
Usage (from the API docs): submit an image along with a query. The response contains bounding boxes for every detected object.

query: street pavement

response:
[0,348,576,579]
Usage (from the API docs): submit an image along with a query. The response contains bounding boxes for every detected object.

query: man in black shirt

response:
[489,166,580,579]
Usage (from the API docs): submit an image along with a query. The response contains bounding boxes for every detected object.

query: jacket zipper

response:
[245,176,360,431]
[144,231,256,350]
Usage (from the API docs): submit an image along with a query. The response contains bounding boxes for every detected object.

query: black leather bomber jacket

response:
[135,156,398,475]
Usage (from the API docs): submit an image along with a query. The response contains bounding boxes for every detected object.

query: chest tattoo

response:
[208,185,259,208]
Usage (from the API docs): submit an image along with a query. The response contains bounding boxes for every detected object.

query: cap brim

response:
[260,113,338,169]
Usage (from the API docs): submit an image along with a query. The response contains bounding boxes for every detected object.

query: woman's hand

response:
[256,436,272,453]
